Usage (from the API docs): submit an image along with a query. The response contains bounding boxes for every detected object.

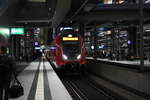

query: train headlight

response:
[77,54,81,60]
[63,54,68,60]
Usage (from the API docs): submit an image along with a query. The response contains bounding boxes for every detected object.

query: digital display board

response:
[11,28,24,35]
[62,37,79,41]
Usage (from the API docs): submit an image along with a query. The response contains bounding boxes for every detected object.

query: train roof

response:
[61,29,75,33]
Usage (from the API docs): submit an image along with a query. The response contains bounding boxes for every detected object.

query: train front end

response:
[56,32,86,68]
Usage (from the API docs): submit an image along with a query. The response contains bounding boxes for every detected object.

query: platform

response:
[86,57,150,68]
[86,57,150,99]
[10,58,72,100]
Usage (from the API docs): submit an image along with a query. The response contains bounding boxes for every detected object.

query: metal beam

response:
[16,19,52,23]
[51,0,71,27]
[70,0,89,20]
[28,0,46,2]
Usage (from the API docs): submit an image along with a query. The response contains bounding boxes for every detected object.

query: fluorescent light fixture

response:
[63,27,73,30]
[145,0,150,3]
[145,29,150,32]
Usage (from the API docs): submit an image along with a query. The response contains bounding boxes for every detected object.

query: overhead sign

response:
[11,28,24,35]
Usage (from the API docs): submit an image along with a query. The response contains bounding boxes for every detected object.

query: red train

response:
[48,29,86,69]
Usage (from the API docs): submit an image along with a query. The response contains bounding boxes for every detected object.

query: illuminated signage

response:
[62,37,79,41]
[11,28,24,35]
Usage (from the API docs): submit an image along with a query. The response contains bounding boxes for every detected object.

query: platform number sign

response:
[11,28,24,35]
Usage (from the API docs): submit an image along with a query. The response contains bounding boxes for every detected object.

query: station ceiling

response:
[28,0,46,2]
[0,0,150,27]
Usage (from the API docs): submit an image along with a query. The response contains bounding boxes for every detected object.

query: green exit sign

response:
[11,28,24,35]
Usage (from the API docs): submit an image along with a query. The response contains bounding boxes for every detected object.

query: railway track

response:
[61,74,118,100]
[64,79,88,100]
[48,60,126,100]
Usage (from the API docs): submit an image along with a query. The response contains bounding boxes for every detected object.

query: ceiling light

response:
[49,8,51,11]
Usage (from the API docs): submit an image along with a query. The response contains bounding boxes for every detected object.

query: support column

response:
[10,36,14,56]
[93,23,97,58]
[139,0,144,71]
[79,23,85,38]
[128,26,137,57]
[47,28,53,45]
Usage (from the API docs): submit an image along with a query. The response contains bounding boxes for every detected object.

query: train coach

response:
[47,29,86,69]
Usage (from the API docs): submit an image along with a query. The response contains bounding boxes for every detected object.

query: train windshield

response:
[61,38,81,60]
[60,30,82,60]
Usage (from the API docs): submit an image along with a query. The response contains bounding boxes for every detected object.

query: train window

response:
[61,40,81,57]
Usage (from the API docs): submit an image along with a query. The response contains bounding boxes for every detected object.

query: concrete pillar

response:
[93,23,97,58]
[128,26,137,57]
[47,28,53,44]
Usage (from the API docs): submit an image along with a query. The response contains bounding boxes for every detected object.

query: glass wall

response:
[143,24,150,68]
[84,24,142,66]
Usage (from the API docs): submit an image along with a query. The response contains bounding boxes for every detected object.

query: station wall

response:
[86,59,150,98]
